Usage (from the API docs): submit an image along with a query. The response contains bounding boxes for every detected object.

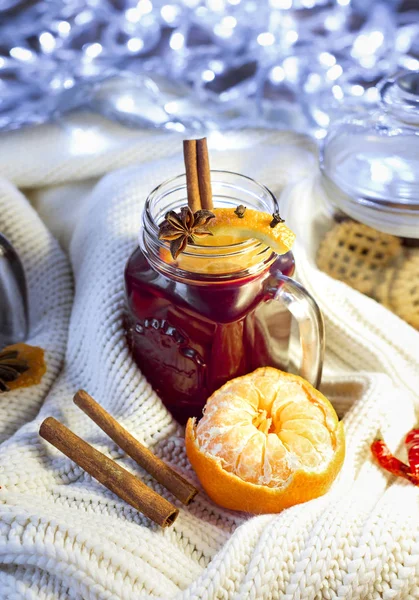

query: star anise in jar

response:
[158,207,215,259]
[0,348,29,393]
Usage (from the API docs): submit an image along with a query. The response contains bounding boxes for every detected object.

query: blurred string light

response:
[9,47,35,62]
[127,38,145,52]
[202,70,216,82]
[161,4,181,24]
[327,64,343,81]
[84,43,103,59]
[257,32,275,47]
[319,52,336,67]
[0,0,418,135]
[39,32,56,53]
[270,66,285,83]
[57,21,71,36]
[332,85,344,100]
[169,31,185,50]
[270,0,293,9]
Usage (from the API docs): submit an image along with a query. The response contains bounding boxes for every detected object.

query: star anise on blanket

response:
[0,348,29,393]
[158,207,215,259]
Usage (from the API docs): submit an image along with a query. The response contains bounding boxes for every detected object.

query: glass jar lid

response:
[320,71,419,239]
[381,72,419,126]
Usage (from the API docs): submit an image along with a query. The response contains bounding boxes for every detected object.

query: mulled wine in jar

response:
[125,142,324,423]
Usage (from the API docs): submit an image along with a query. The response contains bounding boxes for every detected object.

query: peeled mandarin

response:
[185,367,345,513]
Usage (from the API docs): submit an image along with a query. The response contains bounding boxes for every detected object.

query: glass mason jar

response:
[316,71,419,329]
[0,233,28,348]
[124,171,324,424]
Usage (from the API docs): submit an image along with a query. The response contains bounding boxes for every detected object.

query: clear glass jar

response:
[0,234,28,348]
[124,171,325,423]
[316,71,419,330]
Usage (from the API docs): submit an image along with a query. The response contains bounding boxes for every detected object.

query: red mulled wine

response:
[125,247,295,423]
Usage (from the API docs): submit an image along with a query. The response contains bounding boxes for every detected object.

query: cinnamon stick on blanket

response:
[74,390,198,505]
[183,138,213,212]
[39,417,179,528]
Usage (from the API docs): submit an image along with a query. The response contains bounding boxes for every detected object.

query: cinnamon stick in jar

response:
[74,390,198,505]
[183,138,213,212]
[39,417,179,528]
[183,139,201,213]
[196,138,213,210]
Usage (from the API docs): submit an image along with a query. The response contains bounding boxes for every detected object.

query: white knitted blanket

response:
[1,115,419,600]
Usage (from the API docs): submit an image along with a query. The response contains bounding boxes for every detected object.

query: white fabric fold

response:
[0,116,418,599]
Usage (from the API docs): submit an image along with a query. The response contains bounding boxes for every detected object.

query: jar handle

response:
[273,273,325,388]
[0,234,28,348]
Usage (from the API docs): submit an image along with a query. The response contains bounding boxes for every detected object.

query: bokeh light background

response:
[1,0,418,137]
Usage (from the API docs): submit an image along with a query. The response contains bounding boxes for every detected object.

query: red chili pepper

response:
[371,439,419,485]
[405,428,419,478]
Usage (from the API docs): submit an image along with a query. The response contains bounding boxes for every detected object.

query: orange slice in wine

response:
[159,207,295,275]
[201,207,296,255]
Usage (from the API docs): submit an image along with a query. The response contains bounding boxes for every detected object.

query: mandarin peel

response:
[185,367,345,513]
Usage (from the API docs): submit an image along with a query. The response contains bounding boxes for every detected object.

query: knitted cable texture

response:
[0,121,418,600]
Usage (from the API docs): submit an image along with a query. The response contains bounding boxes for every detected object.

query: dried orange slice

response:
[185,367,345,513]
[201,207,296,255]
[1,343,46,391]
